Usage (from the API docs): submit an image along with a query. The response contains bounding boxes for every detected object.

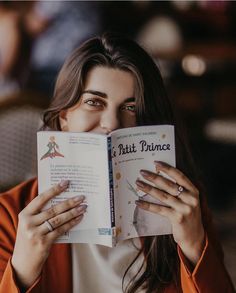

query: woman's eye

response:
[84,99,104,107]
[121,104,136,112]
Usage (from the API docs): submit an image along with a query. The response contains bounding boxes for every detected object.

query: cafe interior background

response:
[0,0,235,287]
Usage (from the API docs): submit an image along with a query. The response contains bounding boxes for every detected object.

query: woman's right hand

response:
[11,180,86,289]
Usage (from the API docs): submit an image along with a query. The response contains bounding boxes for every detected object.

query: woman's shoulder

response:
[0,178,38,215]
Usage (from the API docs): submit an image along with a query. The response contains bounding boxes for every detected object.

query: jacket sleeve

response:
[0,182,42,293]
[177,196,235,293]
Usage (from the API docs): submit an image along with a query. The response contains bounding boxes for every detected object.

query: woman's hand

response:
[12,180,87,289]
[135,161,205,266]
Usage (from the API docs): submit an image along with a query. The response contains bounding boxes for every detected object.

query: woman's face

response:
[59,66,136,134]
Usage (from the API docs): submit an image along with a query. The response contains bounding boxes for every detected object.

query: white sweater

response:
[72,239,145,293]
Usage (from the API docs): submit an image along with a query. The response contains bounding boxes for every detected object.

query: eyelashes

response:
[83,97,136,113]
[120,104,136,113]
[84,99,103,107]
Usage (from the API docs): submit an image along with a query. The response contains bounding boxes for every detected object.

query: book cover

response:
[37,125,175,247]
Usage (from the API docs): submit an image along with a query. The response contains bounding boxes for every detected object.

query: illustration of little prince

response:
[40,136,64,160]
[127,180,166,236]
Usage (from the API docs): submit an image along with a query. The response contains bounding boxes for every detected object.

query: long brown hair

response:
[43,32,201,292]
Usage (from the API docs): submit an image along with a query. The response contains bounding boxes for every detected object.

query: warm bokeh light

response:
[182,54,206,76]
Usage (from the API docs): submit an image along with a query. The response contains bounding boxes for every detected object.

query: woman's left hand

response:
[135,161,205,266]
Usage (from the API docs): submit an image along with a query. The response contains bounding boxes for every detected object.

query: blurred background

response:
[0,0,235,287]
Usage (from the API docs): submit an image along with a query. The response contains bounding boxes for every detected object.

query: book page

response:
[111,125,175,242]
[37,131,112,246]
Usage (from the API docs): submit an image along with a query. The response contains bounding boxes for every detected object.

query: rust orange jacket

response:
[0,179,234,293]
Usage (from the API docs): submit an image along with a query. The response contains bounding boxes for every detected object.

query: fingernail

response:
[135,200,147,207]
[75,215,84,221]
[140,170,151,177]
[59,180,69,188]
[135,200,142,206]
[79,202,88,207]
[77,205,87,212]
[154,161,163,167]
[136,180,146,188]
[73,195,85,202]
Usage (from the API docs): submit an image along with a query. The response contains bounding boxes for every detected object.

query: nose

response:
[99,109,120,134]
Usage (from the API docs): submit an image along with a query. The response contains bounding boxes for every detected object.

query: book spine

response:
[107,136,115,229]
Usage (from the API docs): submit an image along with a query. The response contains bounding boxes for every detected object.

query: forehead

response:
[84,66,135,98]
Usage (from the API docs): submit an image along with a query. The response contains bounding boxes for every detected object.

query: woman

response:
[0,33,234,293]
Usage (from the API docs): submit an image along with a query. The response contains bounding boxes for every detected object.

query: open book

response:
[37,125,175,247]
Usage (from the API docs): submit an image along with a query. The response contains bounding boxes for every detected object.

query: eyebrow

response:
[82,90,135,103]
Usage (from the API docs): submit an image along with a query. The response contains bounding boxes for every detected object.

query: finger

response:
[136,179,183,210]
[25,180,69,214]
[33,195,85,225]
[47,214,84,241]
[154,161,197,194]
[39,203,87,235]
[140,169,180,196]
[135,200,175,220]
[178,193,200,209]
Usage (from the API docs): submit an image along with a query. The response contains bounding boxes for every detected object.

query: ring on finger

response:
[44,219,54,232]
[176,185,184,197]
